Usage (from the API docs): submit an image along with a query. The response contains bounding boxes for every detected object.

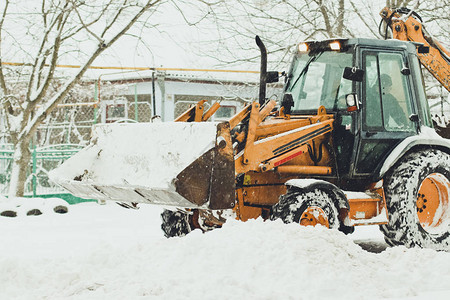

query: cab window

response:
[363,52,415,132]
[286,50,352,112]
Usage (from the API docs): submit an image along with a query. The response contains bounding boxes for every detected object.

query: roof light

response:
[298,43,308,52]
[329,41,340,51]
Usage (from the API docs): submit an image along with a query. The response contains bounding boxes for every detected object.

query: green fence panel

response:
[23,193,97,205]
[0,144,94,204]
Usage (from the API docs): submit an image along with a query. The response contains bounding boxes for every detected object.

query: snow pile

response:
[1,202,450,299]
[50,122,218,188]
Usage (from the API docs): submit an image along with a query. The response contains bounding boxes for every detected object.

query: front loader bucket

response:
[50,121,235,209]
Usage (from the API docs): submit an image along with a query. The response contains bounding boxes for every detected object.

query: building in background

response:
[0,70,283,196]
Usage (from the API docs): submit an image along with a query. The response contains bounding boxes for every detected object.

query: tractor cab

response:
[283,39,353,114]
[282,38,433,184]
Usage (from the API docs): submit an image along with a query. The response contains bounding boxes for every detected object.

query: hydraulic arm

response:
[380,7,450,91]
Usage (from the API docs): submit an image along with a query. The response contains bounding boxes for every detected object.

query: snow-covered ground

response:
[1,198,450,300]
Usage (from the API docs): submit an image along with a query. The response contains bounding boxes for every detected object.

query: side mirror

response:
[343,67,364,82]
[401,67,411,75]
[281,93,294,115]
[417,45,429,54]
[409,114,419,122]
[266,71,279,83]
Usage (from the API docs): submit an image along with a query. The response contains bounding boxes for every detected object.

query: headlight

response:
[346,94,356,107]
[329,41,340,51]
[298,43,308,52]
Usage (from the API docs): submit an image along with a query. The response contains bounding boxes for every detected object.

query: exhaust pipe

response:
[256,35,267,106]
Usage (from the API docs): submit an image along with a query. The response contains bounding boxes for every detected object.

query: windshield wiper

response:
[288,51,324,92]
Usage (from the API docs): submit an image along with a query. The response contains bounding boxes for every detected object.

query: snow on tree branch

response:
[0,0,164,197]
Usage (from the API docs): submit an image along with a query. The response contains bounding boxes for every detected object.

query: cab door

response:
[351,49,417,177]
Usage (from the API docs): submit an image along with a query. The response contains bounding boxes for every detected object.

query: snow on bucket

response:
[50,121,235,209]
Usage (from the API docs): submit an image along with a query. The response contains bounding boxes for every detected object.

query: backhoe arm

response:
[380,7,450,91]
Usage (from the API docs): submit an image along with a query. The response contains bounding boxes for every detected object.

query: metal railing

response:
[0,144,83,196]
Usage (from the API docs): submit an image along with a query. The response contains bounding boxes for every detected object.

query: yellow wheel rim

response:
[417,173,450,229]
[300,206,330,228]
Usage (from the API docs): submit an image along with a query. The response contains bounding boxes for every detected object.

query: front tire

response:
[160,209,226,238]
[271,188,340,229]
[161,209,192,238]
[380,149,450,250]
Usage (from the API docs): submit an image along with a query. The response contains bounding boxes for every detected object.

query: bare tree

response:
[0,0,163,198]
[187,0,367,69]
[188,0,448,70]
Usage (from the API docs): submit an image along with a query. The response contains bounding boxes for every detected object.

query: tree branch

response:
[26,3,65,102]
[72,2,105,44]
[19,0,162,141]
[100,0,128,40]
[349,0,379,38]
[0,0,10,96]
[30,7,69,105]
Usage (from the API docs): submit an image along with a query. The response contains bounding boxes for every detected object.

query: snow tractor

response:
[51,7,450,250]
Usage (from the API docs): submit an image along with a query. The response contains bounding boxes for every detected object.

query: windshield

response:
[285,50,353,112]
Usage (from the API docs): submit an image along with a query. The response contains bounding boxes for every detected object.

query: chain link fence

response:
[35,99,154,146]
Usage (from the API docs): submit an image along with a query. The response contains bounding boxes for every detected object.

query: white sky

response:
[2,1,447,78]
[85,2,225,71]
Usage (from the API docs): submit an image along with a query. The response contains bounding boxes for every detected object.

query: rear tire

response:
[271,188,340,229]
[380,149,450,250]
[161,209,191,238]
[0,210,17,218]
[53,205,68,214]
